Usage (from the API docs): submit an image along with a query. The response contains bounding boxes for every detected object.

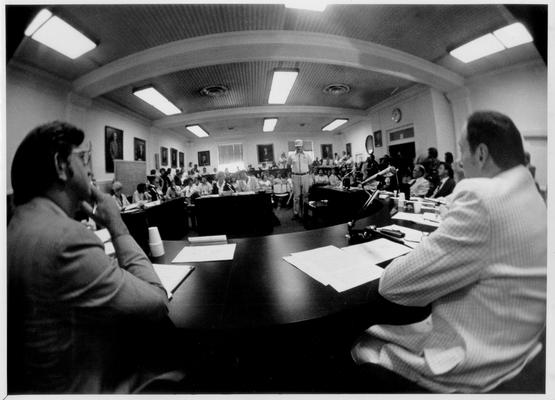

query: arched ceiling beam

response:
[73,30,464,98]
[153,105,368,129]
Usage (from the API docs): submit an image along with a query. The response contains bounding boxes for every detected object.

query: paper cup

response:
[149,241,165,257]
[148,227,162,244]
[414,201,422,214]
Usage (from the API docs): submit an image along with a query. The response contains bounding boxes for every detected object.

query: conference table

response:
[152,201,434,331]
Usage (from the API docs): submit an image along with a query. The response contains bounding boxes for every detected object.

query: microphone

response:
[359,166,397,186]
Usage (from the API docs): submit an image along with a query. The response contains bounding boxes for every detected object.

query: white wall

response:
[6,63,190,192]
[185,131,343,171]
[465,60,548,188]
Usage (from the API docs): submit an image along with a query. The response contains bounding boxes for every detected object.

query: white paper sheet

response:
[341,238,411,265]
[381,224,426,243]
[153,264,194,299]
[392,211,441,227]
[283,245,384,292]
[171,243,237,263]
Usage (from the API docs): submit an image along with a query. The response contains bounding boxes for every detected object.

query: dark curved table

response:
[152,203,432,331]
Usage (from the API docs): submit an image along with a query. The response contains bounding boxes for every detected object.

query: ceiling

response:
[7,4,546,141]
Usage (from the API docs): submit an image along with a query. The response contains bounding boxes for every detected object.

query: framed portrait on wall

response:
[105,126,123,173]
[321,144,333,160]
[257,144,274,163]
[134,138,146,161]
[161,147,168,166]
[346,142,352,156]
[198,151,210,166]
[374,130,383,147]
[179,152,184,169]
[170,148,177,168]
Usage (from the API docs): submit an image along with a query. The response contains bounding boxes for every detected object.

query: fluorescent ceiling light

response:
[25,11,96,59]
[186,125,210,138]
[24,9,52,36]
[322,119,348,131]
[494,22,533,48]
[133,87,181,116]
[268,70,298,104]
[263,118,278,132]
[450,33,505,63]
[285,2,327,12]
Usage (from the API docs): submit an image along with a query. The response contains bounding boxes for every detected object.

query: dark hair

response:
[444,152,454,164]
[428,147,438,159]
[11,121,84,205]
[150,169,156,175]
[137,183,147,193]
[438,161,453,178]
[466,111,525,170]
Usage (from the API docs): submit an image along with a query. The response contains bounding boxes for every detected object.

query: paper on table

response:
[284,245,383,292]
[381,224,426,243]
[172,243,236,263]
[341,238,411,265]
[153,264,194,299]
[392,211,440,227]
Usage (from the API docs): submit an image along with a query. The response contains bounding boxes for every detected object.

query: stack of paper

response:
[171,243,236,263]
[153,264,195,299]
[283,245,386,292]
[341,239,411,265]
[188,235,227,244]
[392,211,440,227]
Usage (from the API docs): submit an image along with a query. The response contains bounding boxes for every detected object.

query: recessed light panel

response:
[494,22,533,48]
[450,33,505,63]
[186,125,210,138]
[263,118,278,132]
[285,1,327,12]
[268,70,298,104]
[133,87,181,116]
[26,12,96,59]
[322,119,348,131]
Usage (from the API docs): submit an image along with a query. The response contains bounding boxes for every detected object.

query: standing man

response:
[8,121,182,393]
[351,111,546,393]
[287,139,312,220]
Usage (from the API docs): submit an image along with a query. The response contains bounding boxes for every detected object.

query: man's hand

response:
[81,186,129,238]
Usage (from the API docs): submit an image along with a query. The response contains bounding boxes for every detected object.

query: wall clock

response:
[392,108,402,123]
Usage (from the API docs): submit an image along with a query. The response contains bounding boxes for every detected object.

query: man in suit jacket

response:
[8,122,183,393]
[351,111,546,393]
[431,162,456,198]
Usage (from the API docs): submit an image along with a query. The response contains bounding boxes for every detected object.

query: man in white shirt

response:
[287,139,312,219]
[351,111,546,393]
[409,164,430,197]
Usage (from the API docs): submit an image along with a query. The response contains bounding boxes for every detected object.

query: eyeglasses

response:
[72,141,92,166]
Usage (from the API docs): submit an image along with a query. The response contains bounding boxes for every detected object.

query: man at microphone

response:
[287,139,312,220]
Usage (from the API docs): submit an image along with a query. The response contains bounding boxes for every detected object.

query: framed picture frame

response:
[179,152,184,169]
[170,148,178,168]
[257,144,274,163]
[161,147,168,166]
[198,150,210,166]
[374,130,383,147]
[346,142,352,156]
[134,137,146,161]
[105,126,123,173]
[321,144,333,160]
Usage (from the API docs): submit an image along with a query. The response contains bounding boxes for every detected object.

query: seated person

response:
[132,182,152,203]
[258,173,273,192]
[8,121,180,393]
[313,168,330,185]
[146,175,161,201]
[328,170,340,186]
[111,181,130,210]
[234,171,249,192]
[182,178,199,198]
[431,162,456,198]
[409,164,430,197]
[212,171,235,194]
[197,176,213,195]
[165,181,182,199]
[173,171,184,187]
[351,111,546,393]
